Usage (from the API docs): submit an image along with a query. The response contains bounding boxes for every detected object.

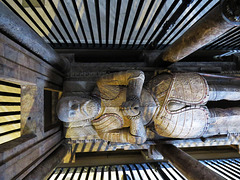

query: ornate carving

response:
[57,70,240,145]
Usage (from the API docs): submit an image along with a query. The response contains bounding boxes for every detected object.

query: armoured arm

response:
[97,127,147,144]
[96,70,146,143]
[93,113,147,144]
[96,116,147,144]
[97,70,145,101]
[126,70,145,102]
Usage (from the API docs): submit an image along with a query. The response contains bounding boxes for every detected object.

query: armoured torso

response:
[92,86,157,131]
[148,73,210,138]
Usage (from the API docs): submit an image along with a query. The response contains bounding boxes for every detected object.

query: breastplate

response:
[98,86,157,127]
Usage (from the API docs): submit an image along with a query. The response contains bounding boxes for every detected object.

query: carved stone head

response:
[56,95,101,123]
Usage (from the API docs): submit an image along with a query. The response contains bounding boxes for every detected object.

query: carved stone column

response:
[160,0,240,63]
[155,144,225,180]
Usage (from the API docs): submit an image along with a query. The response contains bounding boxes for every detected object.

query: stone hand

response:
[121,100,140,117]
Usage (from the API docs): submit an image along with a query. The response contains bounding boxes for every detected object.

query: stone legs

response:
[209,84,240,101]
[206,83,240,137]
[206,107,240,137]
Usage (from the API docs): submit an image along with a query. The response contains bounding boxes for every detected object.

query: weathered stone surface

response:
[0,29,64,179]
[156,144,225,180]
[0,131,62,179]
[21,83,44,136]
[24,144,69,180]
[0,33,63,87]
[0,2,70,73]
